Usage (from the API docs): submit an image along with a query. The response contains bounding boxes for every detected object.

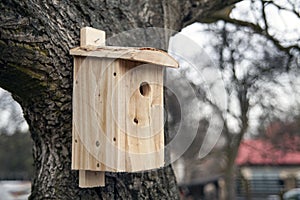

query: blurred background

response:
[0,0,299,200]
[167,0,300,199]
[0,88,31,200]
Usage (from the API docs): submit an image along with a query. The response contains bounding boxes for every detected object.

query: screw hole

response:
[113,137,116,142]
[97,163,100,167]
[133,118,138,124]
[113,72,117,76]
[139,82,150,96]
[96,141,100,147]
[74,139,78,143]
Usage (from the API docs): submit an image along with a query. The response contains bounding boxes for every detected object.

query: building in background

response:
[236,138,300,199]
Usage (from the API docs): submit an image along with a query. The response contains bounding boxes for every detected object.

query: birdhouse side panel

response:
[72,57,119,172]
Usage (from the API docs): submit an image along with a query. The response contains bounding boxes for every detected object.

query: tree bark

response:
[0,0,239,199]
[224,125,249,200]
[224,148,238,200]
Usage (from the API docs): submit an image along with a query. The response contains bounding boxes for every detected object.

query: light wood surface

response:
[70,46,178,68]
[80,27,105,48]
[72,57,164,172]
[71,27,175,188]
[79,170,105,187]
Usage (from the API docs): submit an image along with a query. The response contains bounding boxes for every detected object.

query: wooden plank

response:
[72,57,114,171]
[79,170,105,188]
[124,62,164,171]
[111,60,164,171]
[80,27,105,48]
[70,46,179,68]
[72,57,164,172]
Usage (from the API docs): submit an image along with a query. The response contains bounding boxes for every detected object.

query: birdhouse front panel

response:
[72,56,165,172]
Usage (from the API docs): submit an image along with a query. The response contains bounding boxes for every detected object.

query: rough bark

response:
[0,0,239,199]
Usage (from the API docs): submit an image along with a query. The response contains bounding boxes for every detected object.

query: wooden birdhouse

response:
[70,27,178,187]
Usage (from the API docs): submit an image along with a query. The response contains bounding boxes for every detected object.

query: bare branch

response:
[182,0,243,27]
[261,0,269,34]
[218,17,300,54]
[265,0,300,18]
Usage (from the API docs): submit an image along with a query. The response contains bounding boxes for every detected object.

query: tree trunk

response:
[224,160,236,200]
[0,0,240,199]
[224,140,244,200]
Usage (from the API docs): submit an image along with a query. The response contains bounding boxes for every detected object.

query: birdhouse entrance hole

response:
[133,117,139,124]
[139,82,151,97]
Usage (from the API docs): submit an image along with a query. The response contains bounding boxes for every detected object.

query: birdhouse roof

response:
[70,46,178,68]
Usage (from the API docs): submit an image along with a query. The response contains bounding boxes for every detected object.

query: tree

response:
[0,131,33,180]
[256,115,300,152]
[0,1,243,199]
[0,89,28,135]
[167,0,300,198]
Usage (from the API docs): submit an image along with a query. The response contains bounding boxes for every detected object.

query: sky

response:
[168,0,300,140]
[0,88,29,135]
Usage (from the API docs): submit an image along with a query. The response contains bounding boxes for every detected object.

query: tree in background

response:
[0,89,28,135]
[0,89,32,180]
[167,0,300,199]
[0,0,244,199]
[0,131,33,180]
[256,115,300,152]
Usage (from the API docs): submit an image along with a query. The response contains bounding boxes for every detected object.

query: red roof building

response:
[236,139,300,166]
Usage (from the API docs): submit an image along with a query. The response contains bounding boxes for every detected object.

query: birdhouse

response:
[70,27,178,187]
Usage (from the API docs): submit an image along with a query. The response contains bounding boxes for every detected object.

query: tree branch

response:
[182,0,243,27]
[218,17,300,54]
[265,0,300,19]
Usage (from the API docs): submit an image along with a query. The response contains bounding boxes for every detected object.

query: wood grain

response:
[80,27,106,48]
[70,46,178,68]
[79,170,105,188]
[71,27,176,187]
[72,57,165,173]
